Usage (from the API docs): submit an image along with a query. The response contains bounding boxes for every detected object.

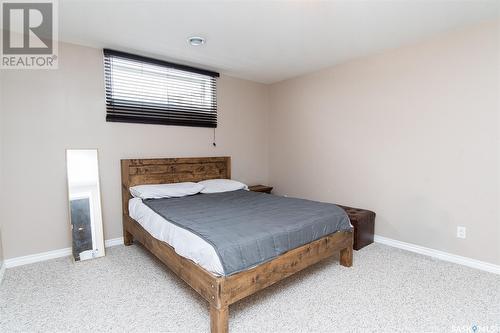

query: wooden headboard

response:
[121,156,231,215]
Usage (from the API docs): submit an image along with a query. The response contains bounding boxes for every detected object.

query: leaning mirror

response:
[66,149,105,262]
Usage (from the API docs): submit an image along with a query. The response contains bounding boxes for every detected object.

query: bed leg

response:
[340,245,353,267]
[123,228,133,246]
[210,305,228,333]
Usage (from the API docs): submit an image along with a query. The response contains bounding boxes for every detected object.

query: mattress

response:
[141,190,352,275]
[129,198,225,275]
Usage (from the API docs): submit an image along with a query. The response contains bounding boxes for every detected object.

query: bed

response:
[121,157,353,333]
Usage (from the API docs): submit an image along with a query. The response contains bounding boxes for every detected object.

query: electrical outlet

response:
[456,226,466,239]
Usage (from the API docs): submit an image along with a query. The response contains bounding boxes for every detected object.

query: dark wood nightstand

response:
[248,185,273,194]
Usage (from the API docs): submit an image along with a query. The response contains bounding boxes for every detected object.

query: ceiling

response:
[56,0,500,83]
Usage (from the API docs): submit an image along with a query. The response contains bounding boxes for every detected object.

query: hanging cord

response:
[212,128,217,147]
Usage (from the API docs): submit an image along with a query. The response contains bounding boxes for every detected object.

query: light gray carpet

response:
[1,243,498,333]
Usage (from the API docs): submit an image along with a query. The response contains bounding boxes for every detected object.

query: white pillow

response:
[198,179,248,194]
[130,182,204,199]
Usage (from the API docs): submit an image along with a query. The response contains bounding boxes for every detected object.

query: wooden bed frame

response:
[121,156,353,333]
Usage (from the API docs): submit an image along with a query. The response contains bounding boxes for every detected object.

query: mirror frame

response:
[65,148,106,262]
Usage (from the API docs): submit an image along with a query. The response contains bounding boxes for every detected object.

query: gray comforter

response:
[143,190,351,275]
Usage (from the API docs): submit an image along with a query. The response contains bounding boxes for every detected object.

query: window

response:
[103,49,219,128]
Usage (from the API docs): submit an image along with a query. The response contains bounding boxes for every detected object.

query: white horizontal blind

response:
[104,49,218,128]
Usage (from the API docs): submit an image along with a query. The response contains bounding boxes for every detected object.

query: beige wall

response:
[1,21,499,266]
[0,42,269,259]
[269,21,500,265]
[0,73,3,268]
[0,227,3,269]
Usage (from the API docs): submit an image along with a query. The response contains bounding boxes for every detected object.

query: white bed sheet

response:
[129,198,224,275]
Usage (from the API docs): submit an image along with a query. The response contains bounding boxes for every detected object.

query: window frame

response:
[103,49,219,128]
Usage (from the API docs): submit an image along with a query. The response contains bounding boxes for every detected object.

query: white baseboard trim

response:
[104,237,124,248]
[374,235,500,275]
[4,235,498,274]
[4,237,125,269]
[5,247,72,268]
[0,261,5,285]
